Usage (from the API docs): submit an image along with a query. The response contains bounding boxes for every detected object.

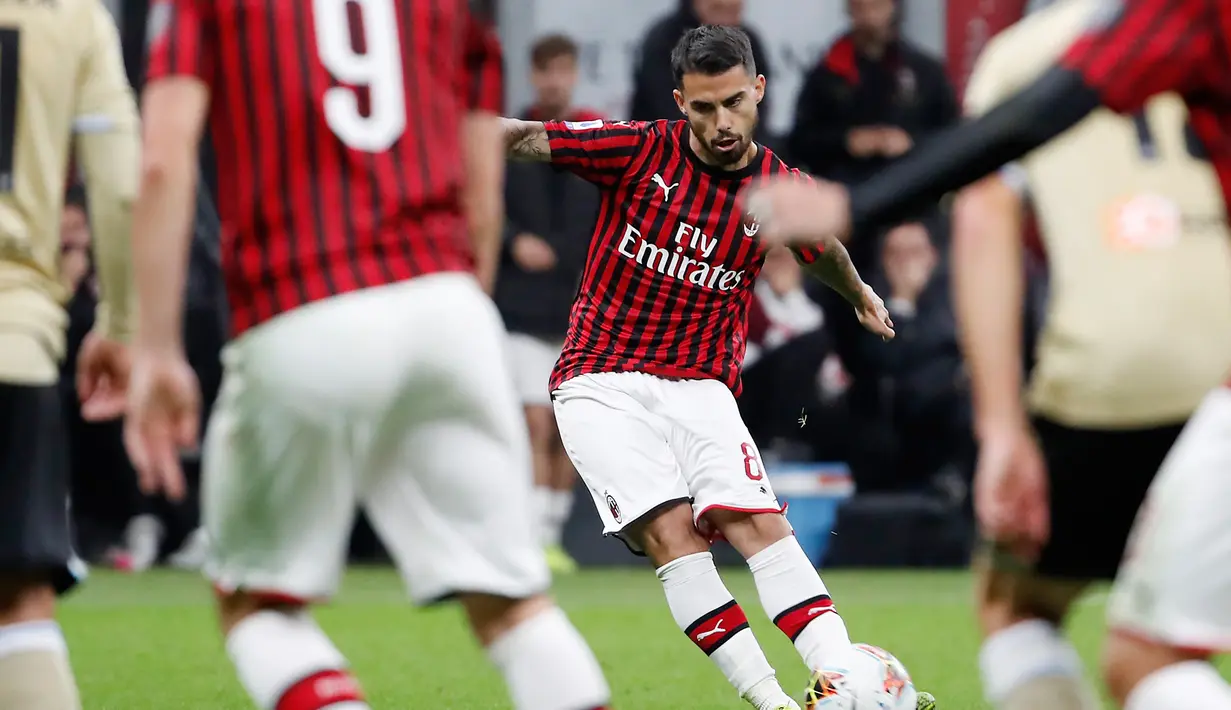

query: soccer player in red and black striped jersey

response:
[126,2,613,710]
[502,26,909,710]
[747,2,1231,709]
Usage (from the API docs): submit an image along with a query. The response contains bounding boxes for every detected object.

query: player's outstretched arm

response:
[800,237,895,340]
[800,236,862,306]
[501,118,551,161]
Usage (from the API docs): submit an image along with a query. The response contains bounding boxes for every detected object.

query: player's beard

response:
[689,120,755,167]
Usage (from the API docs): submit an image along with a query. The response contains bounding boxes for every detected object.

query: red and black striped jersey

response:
[145,0,503,335]
[1060,0,1231,203]
[545,119,821,396]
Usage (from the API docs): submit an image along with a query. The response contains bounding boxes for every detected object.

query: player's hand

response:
[742,179,854,248]
[512,232,557,272]
[76,331,131,421]
[123,348,200,502]
[854,283,895,340]
[974,422,1050,558]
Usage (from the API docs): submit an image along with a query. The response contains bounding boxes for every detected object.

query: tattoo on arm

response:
[501,118,551,161]
[803,237,865,307]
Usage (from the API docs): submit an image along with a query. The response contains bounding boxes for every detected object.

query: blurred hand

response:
[124,348,200,502]
[846,127,884,158]
[511,232,557,272]
[878,126,913,157]
[854,283,895,340]
[77,331,131,421]
[974,422,1050,559]
[742,179,853,247]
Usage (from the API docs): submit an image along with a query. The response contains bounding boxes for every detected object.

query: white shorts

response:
[1107,387,1231,652]
[505,332,562,406]
[202,273,548,605]
[551,371,784,551]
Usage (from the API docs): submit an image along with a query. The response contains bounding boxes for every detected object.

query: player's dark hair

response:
[670,25,756,88]
[531,34,579,69]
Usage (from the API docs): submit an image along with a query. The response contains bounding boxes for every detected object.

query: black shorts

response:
[0,382,80,594]
[1033,415,1185,581]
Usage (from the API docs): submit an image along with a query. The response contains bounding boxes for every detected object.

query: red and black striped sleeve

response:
[461,9,503,113]
[144,0,215,84]
[1059,0,1214,113]
[543,120,651,187]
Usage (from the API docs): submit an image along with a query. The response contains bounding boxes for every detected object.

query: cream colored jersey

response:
[964,0,1231,429]
[0,0,137,385]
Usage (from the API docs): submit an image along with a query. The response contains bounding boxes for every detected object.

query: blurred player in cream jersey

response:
[951,2,1231,709]
[0,0,139,708]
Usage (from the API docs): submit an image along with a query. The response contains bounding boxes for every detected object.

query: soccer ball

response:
[805,643,917,710]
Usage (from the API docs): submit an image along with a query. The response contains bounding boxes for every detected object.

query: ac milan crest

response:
[605,493,621,522]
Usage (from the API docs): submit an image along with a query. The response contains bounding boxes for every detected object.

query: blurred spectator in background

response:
[788,0,957,186]
[789,0,959,445]
[495,34,599,574]
[848,222,973,503]
[629,0,775,142]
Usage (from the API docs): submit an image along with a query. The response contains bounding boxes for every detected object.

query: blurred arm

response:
[463,113,504,293]
[132,78,209,352]
[951,174,1027,438]
[73,1,140,341]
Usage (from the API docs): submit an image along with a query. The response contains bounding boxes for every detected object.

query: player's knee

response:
[0,571,55,624]
[215,589,305,636]
[1102,630,1206,704]
[705,509,791,558]
[636,503,708,568]
[458,592,553,647]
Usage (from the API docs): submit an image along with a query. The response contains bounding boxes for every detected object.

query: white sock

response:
[1125,660,1231,710]
[657,551,794,709]
[486,606,610,710]
[0,620,80,709]
[979,619,1095,707]
[747,536,851,671]
[533,486,555,545]
[226,610,369,710]
[543,489,575,547]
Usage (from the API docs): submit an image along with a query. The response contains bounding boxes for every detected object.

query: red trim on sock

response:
[276,669,365,710]
[773,594,835,642]
[683,599,751,656]
[1108,627,1222,658]
[211,583,320,606]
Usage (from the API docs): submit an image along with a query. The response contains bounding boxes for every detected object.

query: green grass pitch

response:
[58,567,1221,709]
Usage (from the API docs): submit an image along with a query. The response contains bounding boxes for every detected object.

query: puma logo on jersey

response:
[652,173,679,201]
[695,620,726,641]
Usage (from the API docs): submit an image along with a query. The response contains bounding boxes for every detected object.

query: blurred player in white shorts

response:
[1105,386,1231,694]
[203,275,548,607]
[120,3,614,709]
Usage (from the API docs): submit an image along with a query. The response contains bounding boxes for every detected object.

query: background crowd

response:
[60,0,1051,572]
